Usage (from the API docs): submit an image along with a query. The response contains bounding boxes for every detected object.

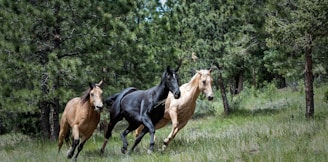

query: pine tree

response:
[265,0,328,118]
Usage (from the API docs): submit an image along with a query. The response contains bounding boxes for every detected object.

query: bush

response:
[0,111,40,136]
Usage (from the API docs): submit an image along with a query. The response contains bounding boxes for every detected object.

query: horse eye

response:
[202,80,206,85]
[91,93,94,97]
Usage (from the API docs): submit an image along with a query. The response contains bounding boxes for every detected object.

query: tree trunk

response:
[237,70,244,94]
[50,2,61,140]
[40,101,50,139]
[50,97,60,141]
[213,62,230,115]
[252,67,257,88]
[218,71,230,115]
[305,35,314,118]
[276,74,287,89]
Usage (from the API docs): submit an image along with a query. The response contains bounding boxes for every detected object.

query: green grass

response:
[1,84,328,162]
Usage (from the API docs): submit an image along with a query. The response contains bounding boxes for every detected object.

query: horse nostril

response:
[208,96,214,101]
[174,92,181,99]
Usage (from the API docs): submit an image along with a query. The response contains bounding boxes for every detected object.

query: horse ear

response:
[175,59,183,72]
[96,80,103,87]
[166,66,174,77]
[166,66,172,74]
[209,67,213,73]
[89,82,94,89]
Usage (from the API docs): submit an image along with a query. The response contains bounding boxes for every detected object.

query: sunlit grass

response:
[1,83,327,162]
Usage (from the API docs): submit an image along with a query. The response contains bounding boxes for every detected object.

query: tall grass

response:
[1,83,327,162]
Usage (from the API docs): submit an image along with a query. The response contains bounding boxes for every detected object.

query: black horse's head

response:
[163,65,181,99]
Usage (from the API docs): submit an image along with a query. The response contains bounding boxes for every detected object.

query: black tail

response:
[104,92,120,112]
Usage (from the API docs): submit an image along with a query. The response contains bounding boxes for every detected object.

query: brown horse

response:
[58,80,103,160]
[136,69,214,150]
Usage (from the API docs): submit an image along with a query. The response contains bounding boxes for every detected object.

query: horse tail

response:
[104,92,120,112]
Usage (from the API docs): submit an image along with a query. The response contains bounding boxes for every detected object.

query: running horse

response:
[58,80,103,161]
[100,66,181,154]
[136,68,214,150]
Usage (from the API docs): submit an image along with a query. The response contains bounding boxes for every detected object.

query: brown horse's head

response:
[197,69,214,101]
[88,80,104,113]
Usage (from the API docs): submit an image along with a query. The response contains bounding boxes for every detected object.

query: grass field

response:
[1,83,327,162]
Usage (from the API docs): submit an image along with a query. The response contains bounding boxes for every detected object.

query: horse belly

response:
[177,102,196,121]
[122,110,142,124]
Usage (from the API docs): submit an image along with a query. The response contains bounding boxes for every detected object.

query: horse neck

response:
[82,100,96,116]
[152,80,170,102]
[185,74,202,102]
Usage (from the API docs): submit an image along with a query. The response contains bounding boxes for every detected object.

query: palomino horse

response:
[100,66,181,154]
[58,80,103,160]
[136,68,214,150]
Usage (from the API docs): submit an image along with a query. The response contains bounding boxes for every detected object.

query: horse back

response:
[110,87,138,118]
[63,97,80,116]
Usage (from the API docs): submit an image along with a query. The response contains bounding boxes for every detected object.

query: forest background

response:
[0,0,327,141]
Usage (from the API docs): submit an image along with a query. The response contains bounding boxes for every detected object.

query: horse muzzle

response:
[95,106,103,113]
[173,91,181,99]
[207,96,214,101]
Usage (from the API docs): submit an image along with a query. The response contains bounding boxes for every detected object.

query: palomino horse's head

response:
[197,69,214,101]
[164,66,181,99]
[88,80,104,113]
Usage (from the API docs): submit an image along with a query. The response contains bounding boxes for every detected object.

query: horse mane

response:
[189,72,200,86]
[160,70,167,84]
[81,87,91,105]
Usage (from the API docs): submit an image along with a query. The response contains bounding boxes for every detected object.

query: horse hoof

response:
[67,151,73,159]
[67,154,73,159]
[161,145,167,151]
[147,149,153,154]
[71,157,77,162]
[121,148,127,154]
[100,148,104,154]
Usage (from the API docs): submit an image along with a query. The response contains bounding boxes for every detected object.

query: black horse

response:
[100,66,181,154]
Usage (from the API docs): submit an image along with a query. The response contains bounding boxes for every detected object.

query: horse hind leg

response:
[134,125,144,138]
[64,129,71,148]
[100,114,123,154]
[58,120,70,153]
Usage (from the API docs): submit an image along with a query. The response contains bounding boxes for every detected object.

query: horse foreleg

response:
[67,125,80,159]
[163,109,179,150]
[67,139,79,159]
[141,116,156,154]
[73,136,88,161]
